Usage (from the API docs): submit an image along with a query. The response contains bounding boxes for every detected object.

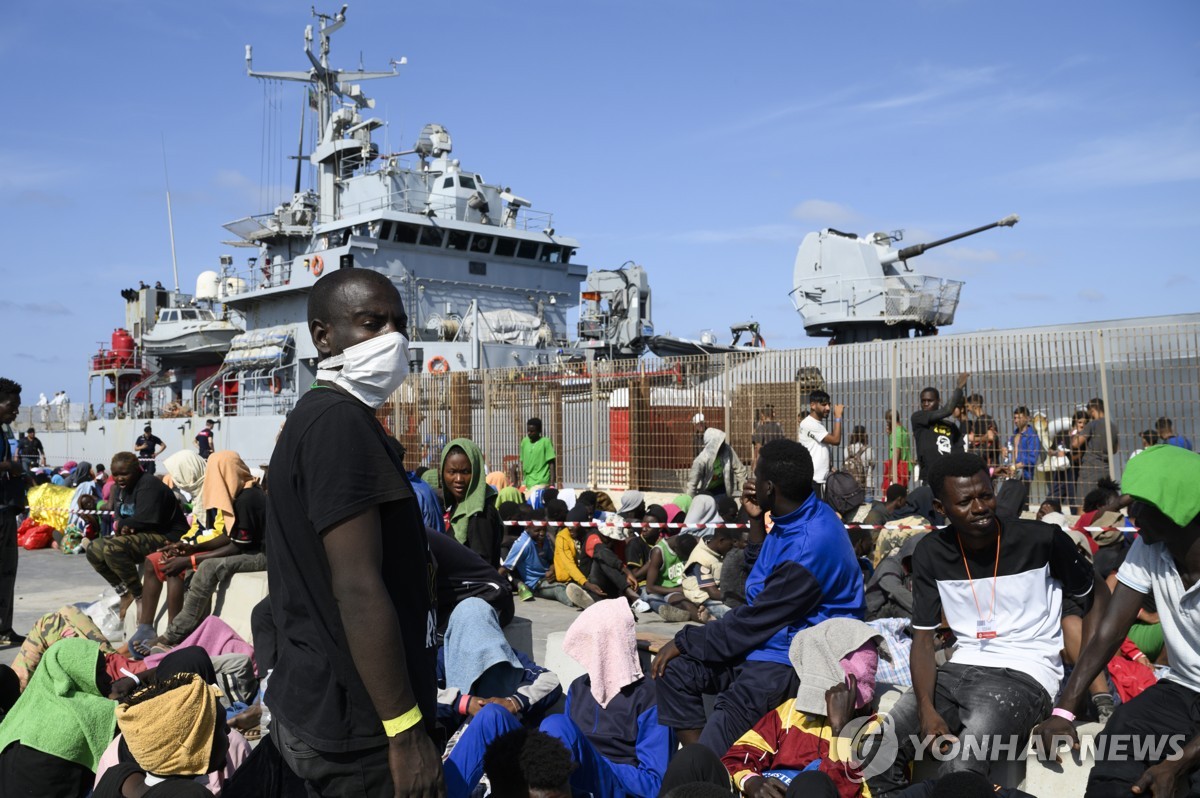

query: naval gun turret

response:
[789,215,1019,344]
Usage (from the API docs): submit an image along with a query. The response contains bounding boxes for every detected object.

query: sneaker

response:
[631,598,652,614]
[0,630,25,648]
[1092,693,1115,724]
[655,605,692,623]
[516,583,535,602]
[565,583,595,609]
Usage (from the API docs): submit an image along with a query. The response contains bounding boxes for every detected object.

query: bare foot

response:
[118,594,136,623]
[229,704,263,732]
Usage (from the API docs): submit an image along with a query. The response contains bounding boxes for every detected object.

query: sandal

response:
[127,625,156,661]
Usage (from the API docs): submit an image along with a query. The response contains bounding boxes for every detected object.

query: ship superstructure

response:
[203,7,599,417]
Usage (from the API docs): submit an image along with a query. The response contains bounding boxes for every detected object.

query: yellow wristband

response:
[382,705,423,737]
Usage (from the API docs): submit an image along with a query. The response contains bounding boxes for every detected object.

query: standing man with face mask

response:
[265,268,443,797]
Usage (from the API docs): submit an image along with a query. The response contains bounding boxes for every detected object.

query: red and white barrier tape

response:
[500,519,1136,533]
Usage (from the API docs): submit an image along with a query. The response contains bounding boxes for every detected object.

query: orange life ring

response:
[427,356,450,374]
[311,255,324,276]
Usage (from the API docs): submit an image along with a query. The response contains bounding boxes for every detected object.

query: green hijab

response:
[497,486,524,506]
[0,638,116,770]
[441,438,490,544]
[672,494,693,514]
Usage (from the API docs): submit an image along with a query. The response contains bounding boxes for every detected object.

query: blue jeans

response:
[867,661,1051,796]
[532,582,576,608]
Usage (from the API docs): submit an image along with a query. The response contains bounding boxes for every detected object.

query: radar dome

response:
[195,271,221,301]
[219,276,248,298]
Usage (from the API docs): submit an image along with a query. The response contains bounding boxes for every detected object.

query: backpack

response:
[844,446,870,490]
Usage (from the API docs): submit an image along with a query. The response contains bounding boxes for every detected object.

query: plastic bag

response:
[84,591,125,644]
[18,522,54,550]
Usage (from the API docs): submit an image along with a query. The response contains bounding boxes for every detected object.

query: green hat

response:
[1122,445,1200,528]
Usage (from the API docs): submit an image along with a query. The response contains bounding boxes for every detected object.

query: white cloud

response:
[791,199,861,226]
[1011,123,1200,189]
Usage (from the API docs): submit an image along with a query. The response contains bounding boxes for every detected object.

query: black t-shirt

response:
[424,528,511,631]
[195,428,214,458]
[265,387,436,752]
[135,434,163,456]
[968,414,1000,465]
[911,518,1094,697]
[115,473,189,541]
[16,436,44,463]
[911,394,965,475]
[626,535,651,571]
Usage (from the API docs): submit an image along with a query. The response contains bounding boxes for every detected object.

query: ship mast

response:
[244,5,400,222]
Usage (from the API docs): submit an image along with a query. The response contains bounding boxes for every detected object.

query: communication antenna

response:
[161,135,181,293]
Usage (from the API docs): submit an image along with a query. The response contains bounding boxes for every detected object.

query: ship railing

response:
[376,317,1200,501]
[791,275,964,326]
[328,189,556,232]
[12,403,89,434]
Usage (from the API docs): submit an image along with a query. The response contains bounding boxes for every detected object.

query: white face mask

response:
[315,331,410,408]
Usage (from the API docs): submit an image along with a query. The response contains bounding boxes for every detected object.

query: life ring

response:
[311,255,324,276]
[427,356,450,374]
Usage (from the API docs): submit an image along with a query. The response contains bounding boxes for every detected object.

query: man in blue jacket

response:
[652,438,866,754]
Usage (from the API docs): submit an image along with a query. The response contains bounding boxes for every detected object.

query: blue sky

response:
[3,1,1198,400]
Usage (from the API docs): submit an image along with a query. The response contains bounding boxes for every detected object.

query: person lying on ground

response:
[88,452,189,621]
[1032,444,1200,798]
[131,451,266,658]
[866,451,1104,796]
[722,618,890,798]
[0,638,117,798]
[681,527,738,622]
[439,599,562,798]
[10,603,144,690]
[652,439,866,755]
[641,525,701,622]
[441,437,504,567]
[94,647,249,796]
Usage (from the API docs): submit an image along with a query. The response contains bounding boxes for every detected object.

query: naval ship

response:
[35,6,659,466]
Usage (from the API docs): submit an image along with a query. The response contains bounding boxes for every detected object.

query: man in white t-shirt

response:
[1033,444,1200,797]
[797,389,843,501]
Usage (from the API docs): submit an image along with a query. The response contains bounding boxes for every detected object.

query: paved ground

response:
[2,547,691,667]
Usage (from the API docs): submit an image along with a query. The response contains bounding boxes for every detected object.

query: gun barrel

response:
[881,214,1019,265]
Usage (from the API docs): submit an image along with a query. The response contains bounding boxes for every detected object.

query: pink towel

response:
[562,599,641,708]
[144,616,256,673]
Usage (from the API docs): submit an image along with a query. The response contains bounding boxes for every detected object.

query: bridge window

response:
[419,227,445,247]
[393,223,419,244]
[459,175,476,190]
[470,235,493,254]
[495,238,518,258]
[442,177,454,189]
[379,221,393,240]
[446,230,470,250]
[517,240,540,260]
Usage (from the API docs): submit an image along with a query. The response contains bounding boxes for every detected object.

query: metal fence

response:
[378,320,1200,503]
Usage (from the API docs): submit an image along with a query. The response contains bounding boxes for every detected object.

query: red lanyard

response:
[957,528,1001,622]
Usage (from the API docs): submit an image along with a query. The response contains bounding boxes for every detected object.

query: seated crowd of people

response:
[3,272,1196,798]
[4,435,1196,797]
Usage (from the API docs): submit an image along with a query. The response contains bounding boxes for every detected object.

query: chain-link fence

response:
[380,320,1200,504]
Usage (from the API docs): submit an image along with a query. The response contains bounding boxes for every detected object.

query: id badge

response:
[976,620,998,640]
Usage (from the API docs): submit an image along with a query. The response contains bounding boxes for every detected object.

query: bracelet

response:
[190,555,198,570]
[1051,707,1075,722]
[458,694,472,716]
[119,668,140,686]
[382,705,424,736]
